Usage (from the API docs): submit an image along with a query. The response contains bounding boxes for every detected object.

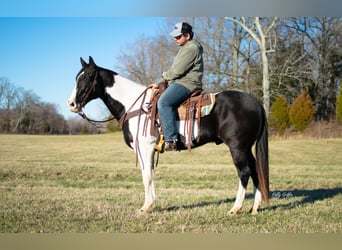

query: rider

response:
[150,22,204,151]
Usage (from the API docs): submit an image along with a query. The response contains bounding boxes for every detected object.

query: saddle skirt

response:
[177,92,216,120]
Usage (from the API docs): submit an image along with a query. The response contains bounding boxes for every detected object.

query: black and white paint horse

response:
[67,57,269,215]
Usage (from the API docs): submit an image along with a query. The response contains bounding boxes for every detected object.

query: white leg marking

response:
[136,136,157,216]
[252,186,262,215]
[229,180,246,215]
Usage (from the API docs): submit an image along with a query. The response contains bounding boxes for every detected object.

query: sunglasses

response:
[174,34,183,40]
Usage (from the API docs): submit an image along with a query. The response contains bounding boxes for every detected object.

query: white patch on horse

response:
[105,75,156,160]
[106,75,148,110]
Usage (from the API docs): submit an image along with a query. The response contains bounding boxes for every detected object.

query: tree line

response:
[0,77,98,134]
[117,17,342,122]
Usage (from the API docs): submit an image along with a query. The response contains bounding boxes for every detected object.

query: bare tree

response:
[12,89,40,132]
[0,78,20,132]
[268,18,313,103]
[116,34,175,85]
[226,17,279,116]
[193,17,235,91]
[286,17,342,120]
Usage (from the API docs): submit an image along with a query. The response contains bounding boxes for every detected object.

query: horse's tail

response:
[256,114,269,204]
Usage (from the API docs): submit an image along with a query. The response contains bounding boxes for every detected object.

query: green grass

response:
[0,134,341,232]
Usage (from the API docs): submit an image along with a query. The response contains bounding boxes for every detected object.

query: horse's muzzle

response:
[67,99,81,113]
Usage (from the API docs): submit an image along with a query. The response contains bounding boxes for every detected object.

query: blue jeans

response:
[157,83,192,141]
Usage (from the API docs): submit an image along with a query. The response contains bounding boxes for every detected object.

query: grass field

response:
[0,133,341,233]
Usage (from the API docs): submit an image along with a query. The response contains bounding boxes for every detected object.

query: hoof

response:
[251,209,258,215]
[136,205,154,217]
[136,209,148,218]
[250,204,260,215]
[229,206,242,215]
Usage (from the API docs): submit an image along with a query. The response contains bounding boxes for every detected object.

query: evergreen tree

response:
[269,97,291,135]
[289,91,316,132]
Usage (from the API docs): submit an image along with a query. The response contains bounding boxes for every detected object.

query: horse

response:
[67,56,269,215]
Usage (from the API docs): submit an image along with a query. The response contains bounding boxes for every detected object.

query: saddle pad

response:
[200,93,216,117]
[177,93,216,120]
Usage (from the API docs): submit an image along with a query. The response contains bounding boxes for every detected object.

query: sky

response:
[0,17,168,119]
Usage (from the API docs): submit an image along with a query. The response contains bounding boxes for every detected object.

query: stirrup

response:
[164,141,177,151]
[154,135,165,153]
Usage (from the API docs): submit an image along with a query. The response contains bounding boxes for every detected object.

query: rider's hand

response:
[149,83,159,89]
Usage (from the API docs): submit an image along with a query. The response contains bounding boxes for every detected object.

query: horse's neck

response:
[105,75,147,110]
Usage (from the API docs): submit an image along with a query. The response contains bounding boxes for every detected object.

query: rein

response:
[78,112,116,127]
[118,86,152,169]
[118,86,152,127]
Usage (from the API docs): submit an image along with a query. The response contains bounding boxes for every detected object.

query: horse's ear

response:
[80,57,87,68]
[89,56,96,67]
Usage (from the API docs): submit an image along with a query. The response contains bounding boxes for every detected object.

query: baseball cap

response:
[169,22,193,37]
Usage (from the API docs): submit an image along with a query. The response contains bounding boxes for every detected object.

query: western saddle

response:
[146,81,215,152]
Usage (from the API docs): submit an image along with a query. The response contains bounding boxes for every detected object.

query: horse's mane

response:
[98,66,118,76]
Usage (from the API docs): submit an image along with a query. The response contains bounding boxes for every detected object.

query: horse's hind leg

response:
[251,186,262,215]
[229,179,247,215]
[247,151,262,215]
[229,148,251,215]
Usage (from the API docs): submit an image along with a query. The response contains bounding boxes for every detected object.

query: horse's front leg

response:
[136,136,157,216]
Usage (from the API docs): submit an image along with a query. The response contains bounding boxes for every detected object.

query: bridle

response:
[77,71,116,126]
[79,71,98,107]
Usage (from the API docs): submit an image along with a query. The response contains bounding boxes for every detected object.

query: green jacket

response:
[161,40,203,91]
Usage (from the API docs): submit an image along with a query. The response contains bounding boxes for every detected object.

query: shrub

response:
[269,97,291,135]
[336,88,342,122]
[289,91,316,132]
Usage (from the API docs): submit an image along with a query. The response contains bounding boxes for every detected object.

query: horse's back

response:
[215,90,262,110]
